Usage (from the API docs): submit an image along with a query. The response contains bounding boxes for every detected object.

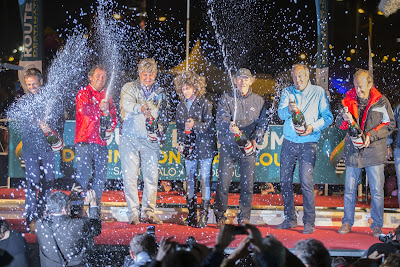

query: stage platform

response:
[1,188,400,257]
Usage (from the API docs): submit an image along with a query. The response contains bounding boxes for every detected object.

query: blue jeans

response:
[23,151,55,222]
[394,148,400,207]
[184,158,213,201]
[75,143,108,205]
[214,144,255,222]
[342,164,385,229]
[280,139,317,225]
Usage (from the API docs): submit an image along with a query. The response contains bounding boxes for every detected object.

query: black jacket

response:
[35,207,101,267]
[0,230,29,267]
[176,95,218,160]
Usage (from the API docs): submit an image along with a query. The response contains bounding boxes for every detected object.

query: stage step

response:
[2,198,400,229]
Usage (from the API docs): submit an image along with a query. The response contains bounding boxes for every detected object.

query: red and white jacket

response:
[75,84,117,146]
[337,86,395,167]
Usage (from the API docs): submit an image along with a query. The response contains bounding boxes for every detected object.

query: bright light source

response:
[113,13,121,20]
[8,56,14,62]
[18,46,23,52]
[299,53,306,60]
[383,55,389,60]
[377,11,383,16]
[346,57,351,61]
[329,45,333,49]
[392,57,396,62]
[358,8,365,14]
[159,16,166,22]
[371,53,374,57]
[12,49,17,53]
[350,49,356,54]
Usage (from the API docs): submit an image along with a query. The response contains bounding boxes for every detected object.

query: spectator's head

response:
[291,64,310,91]
[353,69,373,100]
[393,225,400,240]
[88,64,107,92]
[294,239,331,267]
[331,256,347,267]
[138,58,157,88]
[24,68,43,94]
[0,220,10,240]
[129,233,157,259]
[161,250,201,267]
[173,71,207,101]
[234,68,255,96]
[255,235,286,267]
[381,252,400,267]
[46,191,70,215]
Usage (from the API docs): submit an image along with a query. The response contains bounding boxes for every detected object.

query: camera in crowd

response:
[379,231,395,243]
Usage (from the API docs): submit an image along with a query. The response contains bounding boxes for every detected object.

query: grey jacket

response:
[120,79,168,140]
[176,95,218,160]
[217,88,268,146]
[336,87,395,168]
[35,207,101,267]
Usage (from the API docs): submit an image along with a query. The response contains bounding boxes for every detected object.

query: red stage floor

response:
[6,219,390,253]
[1,188,397,254]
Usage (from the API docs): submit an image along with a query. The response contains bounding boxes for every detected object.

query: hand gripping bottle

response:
[45,129,65,152]
[343,107,365,149]
[289,94,306,135]
[145,116,159,143]
[181,127,196,159]
[234,127,254,156]
[99,110,112,140]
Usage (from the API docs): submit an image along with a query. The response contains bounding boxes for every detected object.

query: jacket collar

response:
[342,86,382,129]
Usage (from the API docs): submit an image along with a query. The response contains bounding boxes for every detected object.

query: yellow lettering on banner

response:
[159,151,167,164]
[260,153,272,166]
[274,153,280,167]
[114,150,120,163]
[62,149,74,162]
[213,154,219,164]
[169,151,180,164]
[108,150,112,163]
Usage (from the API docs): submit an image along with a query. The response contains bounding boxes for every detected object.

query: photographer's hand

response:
[226,237,250,262]
[368,251,384,261]
[215,224,236,253]
[85,190,97,206]
[156,236,174,262]
[245,224,263,253]
[71,183,83,193]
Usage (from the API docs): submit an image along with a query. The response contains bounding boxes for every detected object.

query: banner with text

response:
[8,121,346,184]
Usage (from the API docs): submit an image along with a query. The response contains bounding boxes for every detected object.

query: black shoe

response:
[275,220,298,229]
[197,200,210,228]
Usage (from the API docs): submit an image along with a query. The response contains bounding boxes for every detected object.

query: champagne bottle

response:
[342,107,365,149]
[234,130,254,156]
[45,129,64,152]
[99,111,112,140]
[289,94,306,135]
[145,116,159,143]
[181,129,196,159]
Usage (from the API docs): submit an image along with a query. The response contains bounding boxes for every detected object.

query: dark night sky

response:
[1,0,399,95]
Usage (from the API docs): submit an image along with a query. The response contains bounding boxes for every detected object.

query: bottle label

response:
[350,135,365,149]
[147,132,158,143]
[294,125,306,135]
[243,141,254,156]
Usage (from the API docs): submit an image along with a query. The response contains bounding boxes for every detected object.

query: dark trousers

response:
[280,139,317,225]
[23,151,55,222]
[214,144,255,221]
[75,143,108,205]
